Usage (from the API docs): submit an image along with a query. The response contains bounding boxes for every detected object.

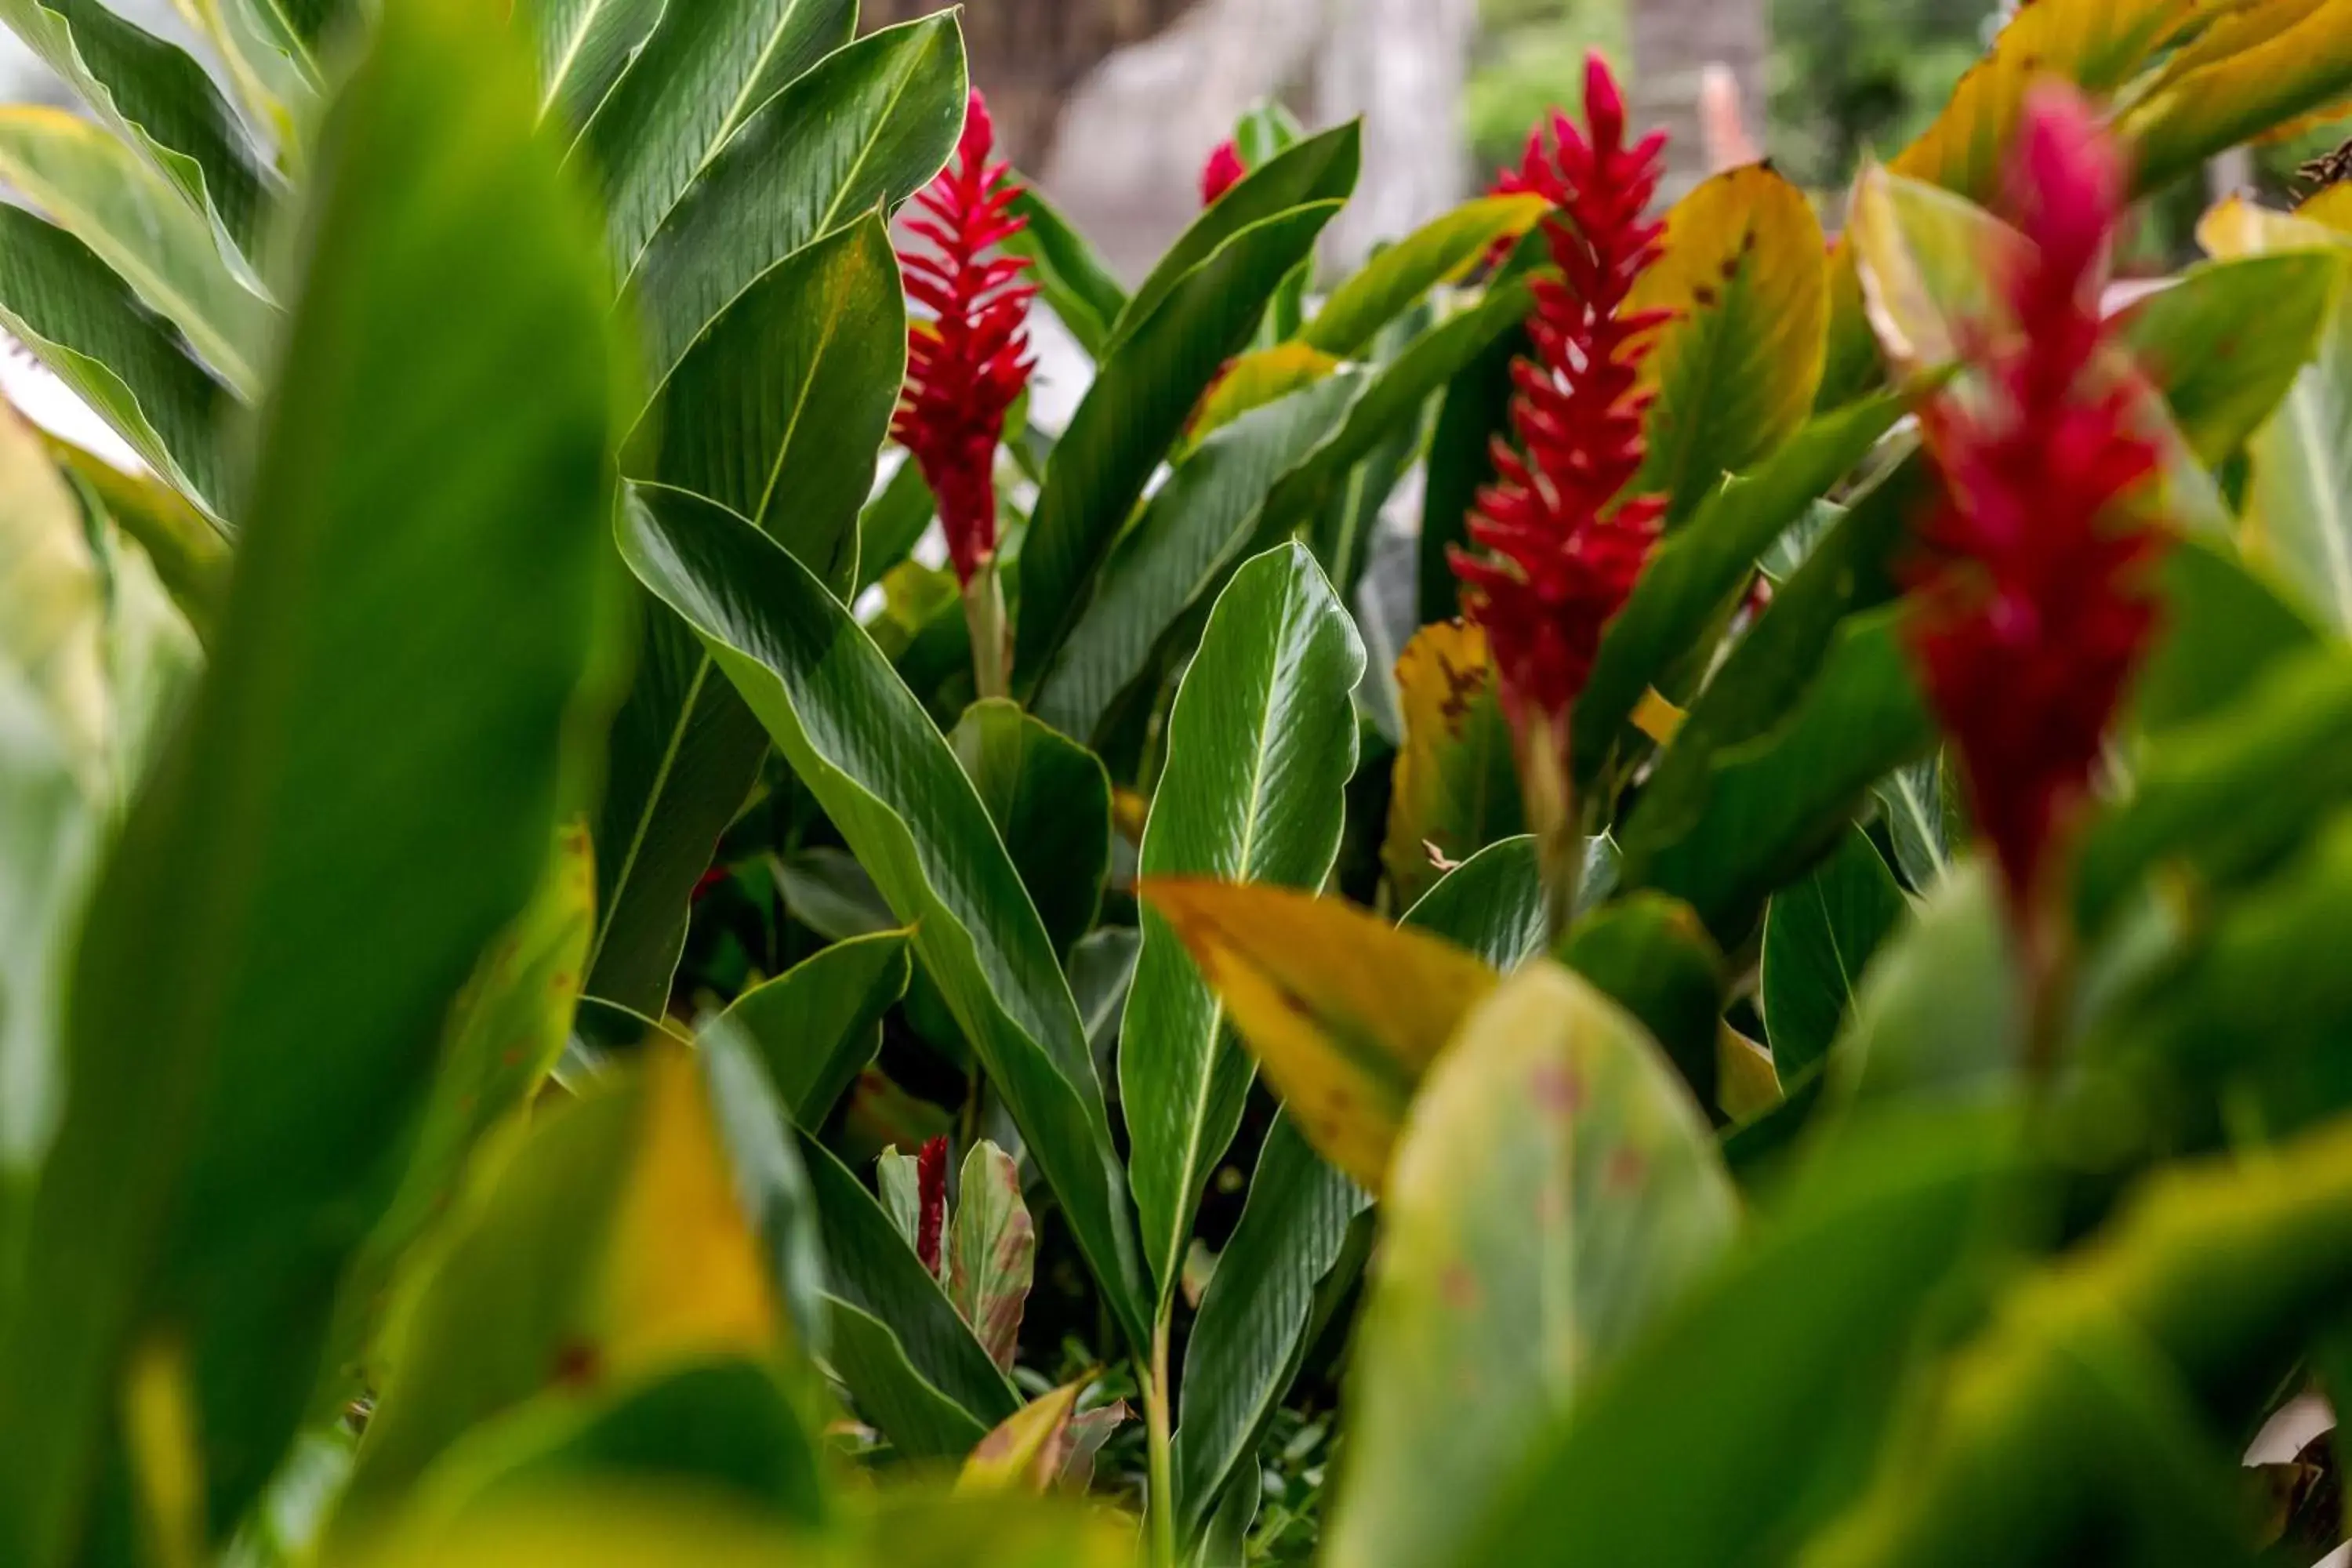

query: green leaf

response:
[1761,827,1909,1084]
[698,1024,832,1366]
[1301,193,1548,360]
[1400,834,1620,971]
[1630,164,1830,524]
[1014,201,1345,686]
[825,1296,989,1461]
[1842,861,2019,1108]
[626,15,966,394]
[713,929,913,1126]
[1171,1112,1369,1541]
[0,104,269,396]
[1572,391,1911,788]
[586,583,769,1015]
[523,0,668,131]
[645,212,902,597]
[2114,252,2339,466]
[1306,305,1432,604]
[2238,261,2352,633]
[1004,182,1128,360]
[950,699,1112,960]
[1417,321,1521,626]
[619,485,1150,1351]
[584,0,855,272]
[945,1142,1033,1374]
[1110,122,1360,347]
[1026,374,1360,746]
[798,1133,1018,1442]
[2136,532,2323,735]
[1456,1109,2025,1567]
[1872,754,1958,892]
[1558,894,1729,1112]
[1123,543,1364,1304]
[1381,620,1521,910]
[0,0,619,1548]
[0,205,234,516]
[0,0,279,270]
[1327,961,1737,1568]
[856,458,935,595]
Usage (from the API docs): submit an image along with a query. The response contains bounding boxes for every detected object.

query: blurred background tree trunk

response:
[1628,0,1768,198]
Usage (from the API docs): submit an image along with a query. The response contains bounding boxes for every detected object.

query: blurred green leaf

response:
[1762,828,1909,1084]
[1124,543,1363,1305]
[1559,894,1728,1112]
[951,699,1112,960]
[715,930,913,1127]
[1872,754,1959,893]
[1327,961,1736,1568]
[1842,860,2019,1109]
[2115,252,2338,466]
[619,485,1149,1351]
[1004,183,1128,361]
[2137,532,2324,735]
[2122,0,2352,193]
[1301,194,1547,360]
[1417,318,1521,626]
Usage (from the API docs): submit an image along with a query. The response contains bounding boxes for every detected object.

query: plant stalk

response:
[1146,1308,1179,1568]
[964,558,1011,702]
[1517,707,1581,945]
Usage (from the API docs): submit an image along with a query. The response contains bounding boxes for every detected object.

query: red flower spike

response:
[1906,85,2165,916]
[1450,52,1672,735]
[915,1134,949,1276]
[1201,139,1247,207]
[894,89,1037,588]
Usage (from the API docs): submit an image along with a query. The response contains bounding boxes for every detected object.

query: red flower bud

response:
[893,90,1037,588]
[916,1134,949,1276]
[1201,138,1247,207]
[1906,85,2165,914]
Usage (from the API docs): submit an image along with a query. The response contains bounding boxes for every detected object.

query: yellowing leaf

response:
[1302,192,1551,358]
[2123,0,2352,191]
[1188,343,1344,447]
[1381,621,1522,910]
[1632,688,1686,746]
[1630,164,1828,521]
[1849,165,2022,380]
[956,1380,1083,1495]
[1134,879,1498,1193]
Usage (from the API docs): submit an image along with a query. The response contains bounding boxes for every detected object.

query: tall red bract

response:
[1201,139,1246,206]
[1450,53,1671,742]
[894,90,1036,588]
[916,1134,949,1276]
[1907,85,2165,916]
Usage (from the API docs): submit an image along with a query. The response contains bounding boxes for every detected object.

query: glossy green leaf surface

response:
[0,0,621,1544]
[1004,182,1128,360]
[524,0,667,131]
[1123,543,1363,1305]
[1762,828,1909,1084]
[950,699,1111,960]
[626,16,965,393]
[715,929,913,1127]
[1327,962,1737,1568]
[619,485,1149,1351]
[1014,202,1344,686]
[584,0,855,271]
[826,1294,991,1461]
[648,212,902,597]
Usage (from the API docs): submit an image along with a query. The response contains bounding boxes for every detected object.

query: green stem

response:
[1517,708,1581,946]
[964,559,1011,702]
[1146,1308,1179,1568]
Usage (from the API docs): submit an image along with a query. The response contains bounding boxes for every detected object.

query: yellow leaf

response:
[955,1380,1083,1494]
[1628,164,1828,520]
[1632,688,1686,746]
[1849,164,2024,380]
[1718,1025,1784,1123]
[1381,622,1522,909]
[2122,0,2352,191]
[1187,343,1344,448]
[122,1334,203,1568]
[1134,879,1499,1193]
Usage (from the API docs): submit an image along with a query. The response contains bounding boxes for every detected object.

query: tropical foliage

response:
[9,2,2352,1566]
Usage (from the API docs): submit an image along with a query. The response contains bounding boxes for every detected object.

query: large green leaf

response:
[950,699,1112,960]
[1301,193,1547,360]
[1417,320,1523,626]
[0,0,620,1548]
[1400,834,1619,971]
[1761,826,1908,1084]
[1571,392,1911,788]
[583,0,855,270]
[1327,962,1737,1568]
[1842,862,2018,1109]
[1123,543,1364,1305]
[1026,374,1360,745]
[1110,122,1360,347]
[1454,1109,2024,1567]
[1013,202,1345,686]
[2114,252,2339,467]
[625,15,966,394]
[1171,1112,1369,1542]
[1003,182,1128,361]
[0,205,234,516]
[0,0,279,269]
[714,929,913,1126]
[618,485,1150,1350]
[1629,164,1829,524]
[2136,532,2323,735]
[825,1296,990,1461]
[1557,894,1729,1112]
[0,104,270,396]
[523,0,668,131]
[645,211,902,597]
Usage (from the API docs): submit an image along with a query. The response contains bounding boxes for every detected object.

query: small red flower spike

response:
[1907,84,2165,917]
[1201,139,1247,206]
[894,89,1037,590]
[916,1134,949,1276]
[1450,52,1672,743]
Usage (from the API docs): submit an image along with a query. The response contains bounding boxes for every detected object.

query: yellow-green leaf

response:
[1301,192,1549,360]
[1849,164,2021,381]
[956,1380,1083,1495]
[1187,343,1344,448]
[1134,879,1497,1193]
[1381,620,1521,910]
[1630,164,1828,522]
[2122,0,2352,192]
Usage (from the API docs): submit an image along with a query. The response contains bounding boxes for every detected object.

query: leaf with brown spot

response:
[1134,879,1497,1194]
[946,1141,1036,1373]
[956,1379,1086,1495]
[1381,621,1523,910]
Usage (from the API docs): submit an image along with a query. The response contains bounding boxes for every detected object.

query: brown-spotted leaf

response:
[947,1141,1036,1373]
[1134,879,1497,1194]
[956,1379,1084,1495]
[1381,621,1522,910]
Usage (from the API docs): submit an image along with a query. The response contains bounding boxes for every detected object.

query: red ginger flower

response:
[895,90,1036,588]
[1201,139,1247,206]
[1907,85,2165,915]
[1451,53,1672,731]
[915,1134,949,1276]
